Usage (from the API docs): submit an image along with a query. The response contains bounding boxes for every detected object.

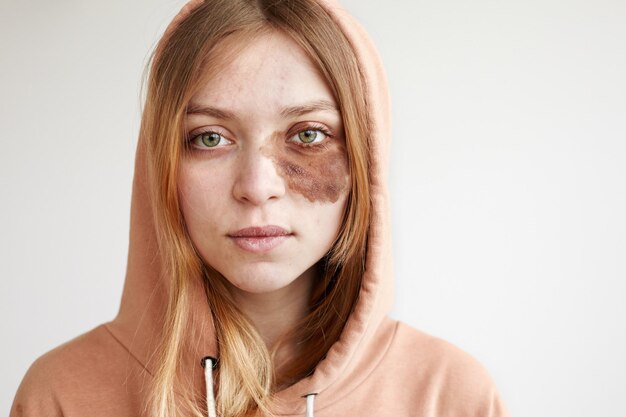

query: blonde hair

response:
[141,1,371,416]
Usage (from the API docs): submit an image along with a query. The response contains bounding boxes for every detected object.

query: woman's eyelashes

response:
[186,123,334,151]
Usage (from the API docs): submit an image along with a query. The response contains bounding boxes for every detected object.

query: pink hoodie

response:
[10,1,509,416]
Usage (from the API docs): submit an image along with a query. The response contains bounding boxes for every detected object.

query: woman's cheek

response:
[178,163,224,220]
[262,142,350,203]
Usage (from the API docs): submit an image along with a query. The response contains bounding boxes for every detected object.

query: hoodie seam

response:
[276,318,400,415]
[319,319,399,410]
[102,323,154,377]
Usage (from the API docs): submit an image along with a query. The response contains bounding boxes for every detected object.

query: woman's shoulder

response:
[10,323,146,417]
[379,319,509,416]
[390,320,496,377]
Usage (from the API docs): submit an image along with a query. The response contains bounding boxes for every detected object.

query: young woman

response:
[11,0,508,416]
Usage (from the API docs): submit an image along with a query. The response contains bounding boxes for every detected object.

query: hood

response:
[107,0,394,414]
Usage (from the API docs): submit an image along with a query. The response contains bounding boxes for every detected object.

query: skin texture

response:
[178,30,350,347]
[261,132,349,203]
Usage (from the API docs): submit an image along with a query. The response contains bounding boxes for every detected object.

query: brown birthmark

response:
[261,134,350,203]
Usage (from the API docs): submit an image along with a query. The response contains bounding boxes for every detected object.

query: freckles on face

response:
[261,136,350,203]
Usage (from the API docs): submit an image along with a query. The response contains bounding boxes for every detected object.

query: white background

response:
[2,0,625,415]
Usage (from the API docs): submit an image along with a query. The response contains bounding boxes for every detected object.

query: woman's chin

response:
[230,279,293,295]
[218,264,315,297]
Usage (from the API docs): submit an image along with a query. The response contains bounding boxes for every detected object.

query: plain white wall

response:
[2,0,625,415]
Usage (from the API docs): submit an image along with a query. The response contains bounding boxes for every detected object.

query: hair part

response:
[142,1,371,416]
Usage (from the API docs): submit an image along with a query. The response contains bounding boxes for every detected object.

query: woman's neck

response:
[229,264,316,350]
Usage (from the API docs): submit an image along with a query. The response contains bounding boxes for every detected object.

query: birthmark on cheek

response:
[261,139,350,203]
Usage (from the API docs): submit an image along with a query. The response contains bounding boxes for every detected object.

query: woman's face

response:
[179,30,350,295]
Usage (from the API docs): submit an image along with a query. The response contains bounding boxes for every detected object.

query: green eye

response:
[298,130,319,144]
[288,126,331,146]
[200,132,222,147]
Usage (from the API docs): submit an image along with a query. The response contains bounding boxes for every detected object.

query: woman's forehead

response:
[188,30,338,120]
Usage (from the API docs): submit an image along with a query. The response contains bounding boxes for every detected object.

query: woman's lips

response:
[228,226,292,253]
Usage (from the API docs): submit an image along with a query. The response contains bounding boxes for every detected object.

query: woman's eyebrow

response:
[280,99,338,118]
[185,99,338,120]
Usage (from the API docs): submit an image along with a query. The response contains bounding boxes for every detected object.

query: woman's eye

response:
[189,131,231,149]
[289,128,329,145]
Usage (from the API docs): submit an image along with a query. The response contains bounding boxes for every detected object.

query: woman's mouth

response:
[228,225,292,253]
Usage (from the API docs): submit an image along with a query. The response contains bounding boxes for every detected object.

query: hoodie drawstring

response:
[305,393,317,417]
[201,356,317,417]
[201,356,218,417]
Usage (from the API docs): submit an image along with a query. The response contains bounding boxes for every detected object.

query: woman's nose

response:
[232,148,286,205]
